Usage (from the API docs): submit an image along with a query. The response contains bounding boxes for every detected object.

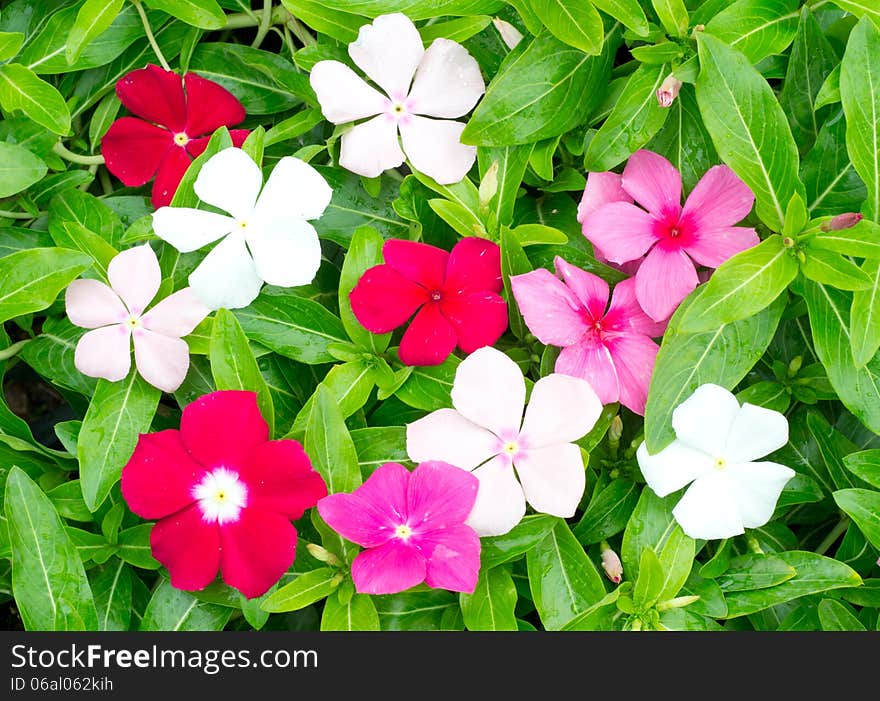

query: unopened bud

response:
[306,543,340,566]
[787,355,802,378]
[656,595,700,611]
[656,74,682,108]
[493,18,523,50]
[600,543,623,584]
[821,212,863,231]
[479,159,499,210]
[608,415,623,443]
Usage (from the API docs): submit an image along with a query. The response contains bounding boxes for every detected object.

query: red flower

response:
[120,390,327,599]
[350,237,508,366]
[101,64,249,208]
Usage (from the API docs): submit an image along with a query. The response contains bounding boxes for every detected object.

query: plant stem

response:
[816,517,850,556]
[224,5,286,31]
[53,141,105,166]
[251,0,274,48]
[130,0,171,71]
[0,209,40,220]
[0,339,30,361]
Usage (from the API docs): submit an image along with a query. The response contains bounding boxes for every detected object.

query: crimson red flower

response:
[350,237,508,366]
[120,390,327,599]
[101,64,249,208]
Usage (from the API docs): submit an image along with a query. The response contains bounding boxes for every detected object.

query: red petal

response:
[349,263,429,333]
[150,504,220,592]
[398,302,457,366]
[101,117,173,187]
[443,237,503,295]
[220,508,298,599]
[383,239,448,289]
[151,145,193,208]
[186,129,249,158]
[440,291,508,354]
[180,390,269,471]
[239,439,327,520]
[116,64,187,132]
[121,430,205,520]
[183,72,246,138]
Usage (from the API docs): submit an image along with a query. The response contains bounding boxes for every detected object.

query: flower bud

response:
[479,160,499,210]
[608,415,623,443]
[821,212,863,231]
[600,544,623,584]
[787,355,802,378]
[656,74,682,108]
[306,542,340,566]
[493,18,523,50]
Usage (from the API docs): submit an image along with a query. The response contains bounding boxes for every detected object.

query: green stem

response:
[0,209,41,220]
[251,0,274,48]
[287,15,316,47]
[130,0,171,71]
[224,5,286,31]
[0,340,30,361]
[816,517,850,556]
[53,141,105,166]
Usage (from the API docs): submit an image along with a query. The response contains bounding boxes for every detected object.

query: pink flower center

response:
[192,467,248,524]
[655,213,695,248]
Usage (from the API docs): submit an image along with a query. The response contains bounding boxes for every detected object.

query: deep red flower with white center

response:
[349,237,508,366]
[120,390,327,599]
[101,64,249,208]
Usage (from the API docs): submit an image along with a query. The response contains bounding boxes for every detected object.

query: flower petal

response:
[577,171,632,224]
[151,207,234,253]
[309,60,388,124]
[724,402,789,464]
[440,292,508,354]
[515,442,585,518]
[397,302,457,366]
[100,117,173,187]
[520,374,602,448]
[246,218,322,288]
[253,156,333,222]
[151,145,193,208]
[180,390,269,470]
[672,471,744,540]
[142,288,210,338]
[351,540,426,595]
[384,239,448,289]
[637,439,714,497]
[115,64,187,132]
[671,383,741,457]
[603,277,666,337]
[318,492,396,548]
[187,129,249,158]
[442,237,502,295]
[151,504,220,591]
[580,201,658,264]
[419,524,481,593]
[555,341,619,406]
[183,72,246,138]
[348,13,424,100]
[681,164,755,230]
[621,149,682,218]
[351,462,411,525]
[399,116,476,185]
[188,233,263,310]
[107,244,161,315]
[606,333,659,416]
[133,329,190,393]
[339,114,405,178]
[726,461,795,529]
[74,325,131,382]
[685,226,760,268]
[406,408,500,471]
[635,244,699,322]
[349,264,429,333]
[65,279,127,329]
[407,38,485,118]
[553,256,609,321]
[194,147,262,220]
[465,456,526,537]
[407,460,479,530]
[121,429,205,520]
[510,269,587,347]
[220,508,298,599]
[451,346,525,438]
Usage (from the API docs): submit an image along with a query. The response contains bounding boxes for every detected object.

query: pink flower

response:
[576,171,643,277]
[349,237,507,366]
[579,150,759,322]
[317,461,481,595]
[121,391,328,599]
[511,257,665,416]
[65,245,209,393]
[656,74,682,107]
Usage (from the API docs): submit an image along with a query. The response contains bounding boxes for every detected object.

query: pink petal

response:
[406,408,501,471]
[74,325,131,382]
[606,333,659,416]
[465,455,526,537]
[581,201,658,264]
[680,164,755,231]
[150,504,220,592]
[514,442,585,518]
[635,245,700,322]
[407,38,485,119]
[556,340,619,406]
[180,390,269,470]
[577,171,632,224]
[65,279,127,329]
[406,460,479,531]
[553,256,609,321]
[318,493,397,549]
[604,277,666,337]
[620,149,682,218]
[418,524,481,593]
[684,226,760,268]
[399,115,476,185]
[384,239,448,289]
[219,508,299,599]
[440,291,508,354]
[132,329,190,393]
[510,269,587,347]
[352,462,411,524]
[108,244,161,316]
[151,145,193,208]
[309,60,388,124]
[141,287,210,338]
[349,263,428,333]
[398,302,458,366]
[100,117,173,187]
[116,64,187,132]
[121,429,205,520]
[351,540,426,595]
[520,374,602,448]
[451,346,525,439]
[339,114,405,178]
[239,439,327,520]
[348,13,424,100]
[183,72,246,138]
[443,237,502,295]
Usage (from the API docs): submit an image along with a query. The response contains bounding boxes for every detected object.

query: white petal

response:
[407,38,485,118]
[399,116,476,185]
[74,325,131,383]
[151,207,234,253]
[726,461,796,529]
[406,408,500,470]
[194,147,262,220]
[520,373,602,449]
[309,60,388,124]
[724,403,789,463]
[451,346,526,439]
[141,288,210,337]
[245,218,322,288]
[514,443,585,518]
[254,156,333,222]
[133,329,190,393]
[672,471,744,540]
[671,383,740,457]
[637,439,714,497]
[465,456,526,537]
[348,13,423,100]
[65,279,127,329]
[339,114,405,178]
[188,233,263,310]
[108,244,160,316]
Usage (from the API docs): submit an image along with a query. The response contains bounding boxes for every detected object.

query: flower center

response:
[669,226,680,238]
[714,456,727,470]
[395,524,412,540]
[236,219,249,231]
[126,315,141,329]
[192,467,248,524]
[173,132,189,147]
[430,289,442,302]
[503,441,518,456]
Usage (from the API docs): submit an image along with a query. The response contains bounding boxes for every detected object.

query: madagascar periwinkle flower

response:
[656,74,683,107]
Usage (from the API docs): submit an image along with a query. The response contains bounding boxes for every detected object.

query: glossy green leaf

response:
[281,0,363,43]
[261,568,336,612]
[0,247,91,324]
[117,524,160,569]
[395,354,459,411]
[590,0,648,36]
[656,525,694,602]
[573,478,641,544]
[339,226,390,353]
[716,554,797,591]
[818,598,866,631]
[0,141,46,197]
[304,385,362,497]
[0,63,69,134]
[140,580,231,630]
[834,489,880,550]
[480,514,557,570]
[843,450,880,489]
[705,0,799,65]
[829,0,880,25]
[477,144,533,232]
[0,32,24,61]
[67,0,124,64]
[652,0,689,37]
[320,590,380,630]
[801,246,873,290]
[851,259,880,368]
[90,560,132,631]
[460,566,518,631]
[143,0,225,29]
[621,487,677,580]
[374,588,462,631]
[530,0,603,55]
[289,360,375,438]
[633,547,665,610]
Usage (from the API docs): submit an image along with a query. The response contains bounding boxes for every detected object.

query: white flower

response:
[309,12,485,185]
[492,18,523,50]
[637,383,796,540]
[406,346,602,537]
[151,147,332,310]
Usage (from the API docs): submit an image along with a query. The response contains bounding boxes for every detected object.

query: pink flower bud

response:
[601,546,623,584]
[656,75,683,108]
[493,18,523,50]
[821,212,863,231]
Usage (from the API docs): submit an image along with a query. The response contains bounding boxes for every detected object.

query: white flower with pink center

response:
[309,13,485,184]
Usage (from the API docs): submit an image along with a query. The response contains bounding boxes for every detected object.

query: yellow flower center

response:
[395,524,412,540]
[173,132,189,146]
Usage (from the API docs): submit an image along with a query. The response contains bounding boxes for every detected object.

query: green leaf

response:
[5,466,98,630]
[19,317,97,396]
[590,0,648,36]
[419,15,492,43]
[281,0,363,43]
[395,354,460,411]
[209,309,274,437]
[0,63,70,135]
[477,144,533,232]
[320,590,380,630]
[621,487,677,580]
[656,525,694,602]
[0,141,46,197]
[809,219,880,260]
[339,226,390,353]
[696,32,802,230]
[583,62,671,171]
[351,426,408,473]
[633,547,665,610]
[140,580,231,630]
[48,188,124,250]
[46,480,92,522]
[480,514,558,570]
[117,524,160,569]
[264,108,323,147]
[0,247,91,324]
[460,566,518,631]
[304,385,361,497]
[66,0,124,64]
[49,222,118,282]
[834,489,880,551]
[90,560,132,631]
[843,450,880,489]
[143,0,225,30]
[374,588,461,631]
[288,360,375,437]
[829,0,880,25]
[77,371,161,511]
[716,554,797,591]
[651,0,689,37]
[500,227,532,339]
[314,1,505,20]
[261,568,336,612]
[0,32,25,61]
[815,65,841,111]
[851,259,880,367]
[705,0,799,65]
[530,0,603,55]
[801,246,873,290]
[818,598,866,631]
[573,478,641,544]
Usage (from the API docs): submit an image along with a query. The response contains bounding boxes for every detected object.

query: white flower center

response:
[236,219,249,231]
[125,314,142,330]
[192,467,248,524]
[503,441,519,456]
[714,456,727,470]
[395,524,412,540]
[173,132,189,147]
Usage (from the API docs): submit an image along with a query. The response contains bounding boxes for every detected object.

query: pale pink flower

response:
[65,244,209,392]
[309,13,485,184]
[600,545,623,584]
[511,257,664,416]
[579,150,759,322]
[576,171,642,277]
[656,74,682,107]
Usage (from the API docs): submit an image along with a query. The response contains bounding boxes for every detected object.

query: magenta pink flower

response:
[511,257,665,416]
[317,461,481,595]
[578,150,759,322]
